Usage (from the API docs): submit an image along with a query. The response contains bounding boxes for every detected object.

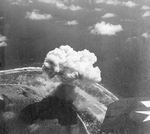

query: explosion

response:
[42,45,101,83]
[42,45,107,122]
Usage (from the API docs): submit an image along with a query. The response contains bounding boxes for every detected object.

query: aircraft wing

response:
[100,97,150,134]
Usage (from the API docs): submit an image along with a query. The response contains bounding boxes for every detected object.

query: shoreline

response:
[0,67,42,75]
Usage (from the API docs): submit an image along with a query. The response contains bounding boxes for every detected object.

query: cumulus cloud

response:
[0,35,7,47]
[25,9,52,20]
[106,0,121,5]
[38,0,68,9]
[55,3,82,11]
[141,5,150,10]
[102,13,116,18]
[56,3,82,11]
[56,1,68,9]
[142,33,150,38]
[142,11,150,17]
[69,5,82,11]
[42,45,101,82]
[90,21,123,35]
[37,0,82,11]
[122,1,137,8]
[64,20,78,25]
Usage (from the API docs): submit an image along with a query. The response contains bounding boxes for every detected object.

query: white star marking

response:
[141,101,150,107]
[136,101,150,122]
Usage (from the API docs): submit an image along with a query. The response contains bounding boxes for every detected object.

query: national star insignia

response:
[136,101,150,122]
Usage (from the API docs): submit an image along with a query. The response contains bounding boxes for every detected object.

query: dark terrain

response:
[0,68,118,134]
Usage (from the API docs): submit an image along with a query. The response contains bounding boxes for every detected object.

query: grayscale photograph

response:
[0,0,150,133]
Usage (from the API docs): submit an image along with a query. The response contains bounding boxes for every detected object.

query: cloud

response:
[37,0,82,11]
[29,0,33,3]
[69,5,82,11]
[90,21,123,35]
[0,42,7,47]
[126,37,132,42]
[64,20,78,25]
[120,19,134,22]
[38,0,68,10]
[0,35,6,42]
[0,35,7,47]
[43,45,101,82]
[94,8,102,11]
[0,17,4,19]
[56,1,68,9]
[142,11,150,17]
[25,9,52,20]
[37,0,68,3]
[141,5,150,10]
[10,0,22,5]
[11,1,20,5]
[106,0,121,5]
[11,0,32,5]
[102,13,116,18]
[95,0,105,3]
[126,37,136,42]
[122,1,137,8]
[142,33,150,38]
[95,0,121,5]
[56,3,82,11]
[37,0,57,4]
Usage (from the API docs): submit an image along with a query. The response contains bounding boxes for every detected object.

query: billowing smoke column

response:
[42,45,101,83]
[42,45,107,122]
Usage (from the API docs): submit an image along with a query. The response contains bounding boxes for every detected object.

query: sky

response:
[0,0,150,97]
[3,0,149,37]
